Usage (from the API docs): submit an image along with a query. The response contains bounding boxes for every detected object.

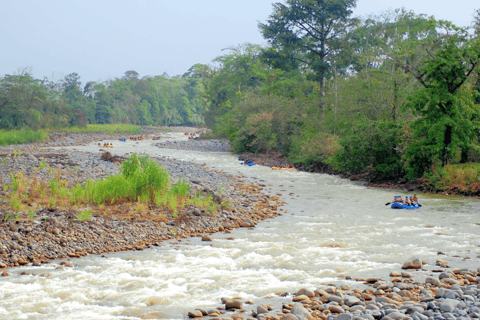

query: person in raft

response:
[393,196,403,203]
[411,195,419,205]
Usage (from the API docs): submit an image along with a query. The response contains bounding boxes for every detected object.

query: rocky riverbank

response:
[187,259,480,320]
[155,137,231,152]
[0,129,284,270]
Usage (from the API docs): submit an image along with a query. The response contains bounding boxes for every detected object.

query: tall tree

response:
[403,22,480,177]
[259,0,357,113]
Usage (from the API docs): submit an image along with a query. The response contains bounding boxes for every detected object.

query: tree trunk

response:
[442,124,452,166]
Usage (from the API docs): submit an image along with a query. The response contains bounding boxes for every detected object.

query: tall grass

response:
[4,153,223,218]
[0,129,49,146]
[56,124,142,134]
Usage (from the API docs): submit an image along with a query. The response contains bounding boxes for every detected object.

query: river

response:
[0,133,479,320]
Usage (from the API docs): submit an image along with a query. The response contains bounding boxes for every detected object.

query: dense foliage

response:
[205,6,480,185]
[2,2,480,189]
[0,70,207,130]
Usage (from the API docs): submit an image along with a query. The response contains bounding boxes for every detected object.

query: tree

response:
[473,8,480,36]
[259,0,357,113]
[403,22,480,178]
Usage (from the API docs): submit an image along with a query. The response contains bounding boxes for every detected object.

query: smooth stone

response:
[291,303,312,320]
[293,295,310,302]
[201,235,212,241]
[336,314,353,320]
[402,258,423,269]
[406,307,425,314]
[225,299,242,310]
[387,312,410,320]
[346,296,361,306]
[439,299,460,313]
[329,295,344,303]
[350,306,366,313]
[426,277,441,286]
[328,305,345,314]
[188,310,203,318]
[444,290,457,299]
[257,305,269,314]
[281,315,299,320]
[296,288,315,298]
[436,288,446,298]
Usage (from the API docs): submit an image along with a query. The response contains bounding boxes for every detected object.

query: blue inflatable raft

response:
[240,159,256,166]
[391,202,421,209]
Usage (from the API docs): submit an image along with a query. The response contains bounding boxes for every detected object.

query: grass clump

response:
[57,124,142,135]
[3,153,225,220]
[77,208,93,221]
[0,129,49,146]
[71,153,170,205]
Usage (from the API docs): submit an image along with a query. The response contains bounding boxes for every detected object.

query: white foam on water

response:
[1,134,478,318]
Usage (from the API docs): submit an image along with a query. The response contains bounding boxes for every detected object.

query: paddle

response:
[385,202,391,206]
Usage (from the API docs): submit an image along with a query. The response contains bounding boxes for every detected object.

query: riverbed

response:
[0,133,479,320]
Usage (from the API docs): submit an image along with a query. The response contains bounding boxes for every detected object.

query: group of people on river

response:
[393,194,418,206]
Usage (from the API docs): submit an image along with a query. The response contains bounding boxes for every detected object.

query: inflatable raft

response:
[391,202,421,209]
[240,159,256,166]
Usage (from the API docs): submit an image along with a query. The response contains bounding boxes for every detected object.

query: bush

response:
[330,119,404,180]
[425,163,480,191]
[289,130,340,169]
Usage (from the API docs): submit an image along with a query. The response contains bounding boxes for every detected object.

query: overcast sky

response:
[1,0,478,84]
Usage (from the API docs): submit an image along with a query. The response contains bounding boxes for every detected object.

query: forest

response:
[1,2,480,190]
[0,69,207,129]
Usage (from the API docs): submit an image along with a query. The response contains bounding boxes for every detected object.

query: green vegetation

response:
[2,3,480,193]
[0,129,48,146]
[76,208,93,221]
[3,153,224,219]
[202,6,480,191]
[0,69,207,131]
[57,124,142,134]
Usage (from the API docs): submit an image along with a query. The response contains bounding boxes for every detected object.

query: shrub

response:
[330,119,404,180]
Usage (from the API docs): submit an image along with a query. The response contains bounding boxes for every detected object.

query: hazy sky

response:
[1,0,478,84]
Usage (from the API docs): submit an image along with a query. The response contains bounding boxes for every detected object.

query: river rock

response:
[257,304,269,314]
[436,259,449,267]
[350,305,366,313]
[329,295,344,303]
[402,258,422,269]
[281,315,299,320]
[425,277,440,286]
[439,299,460,312]
[345,296,361,306]
[201,235,212,241]
[296,288,315,298]
[225,299,242,310]
[386,312,410,320]
[293,294,310,302]
[291,303,312,320]
[188,310,203,318]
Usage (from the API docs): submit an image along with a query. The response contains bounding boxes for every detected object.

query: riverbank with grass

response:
[54,123,144,134]
[0,129,283,269]
[0,129,49,146]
